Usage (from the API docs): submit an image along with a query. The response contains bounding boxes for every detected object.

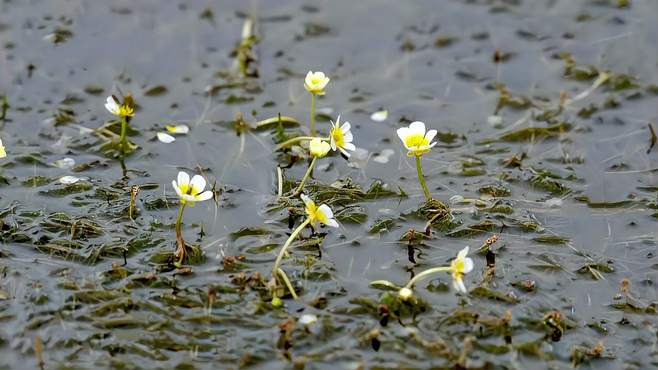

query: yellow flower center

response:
[331,127,344,147]
[404,133,429,149]
[118,105,134,117]
[179,183,201,196]
[453,259,465,273]
[306,202,328,225]
[311,77,323,85]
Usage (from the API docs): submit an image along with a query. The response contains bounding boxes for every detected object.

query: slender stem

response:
[272,218,310,278]
[120,116,128,154]
[174,202,187,266]
[276,166,283,196]
[276,136,321,150]
[176,203,185,247]
[405,266,451,289]
[291,156,317,196]
[310,93,316,136]
[415,155,432,200]
[277,268,299,299]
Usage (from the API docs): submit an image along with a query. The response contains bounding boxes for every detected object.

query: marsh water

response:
[1,0,658,369]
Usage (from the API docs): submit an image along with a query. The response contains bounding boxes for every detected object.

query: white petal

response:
[330,137,337,151]
[299,314,317,325]
[342,131,353,143]
[195,190,213,201]
[180,193,198,203]
[408,121,426,136]
[458,246,470,259]
[341,121,351,132]
[370,110,388,122]
[59,175,80,184]
[325,219,339,228]
[425,129,438,144]
[338,147,351,158]
[300,194,313,208]
[165,124,190,134]
[53,157,75,169]
[105,96,119,115]
[317,204,334,220]
[190,175,207,193]
[172,180,183,197]
[462,257,474,274]
[397,127,410,145]
[342,143,356,151]
[157,132,176,143]
[453,278,467,294]
[177,171,190,188]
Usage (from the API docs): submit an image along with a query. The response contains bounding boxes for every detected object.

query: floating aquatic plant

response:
[372,246,475,301]
[171,171,213,266]
[303,71,330,136]
[271,194,338,306]
[104,94,135,155]
[397,121,437,201]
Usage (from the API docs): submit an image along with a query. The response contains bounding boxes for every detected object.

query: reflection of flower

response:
[309,138,331,158]
[301,194,338,228]
[172,171,213,206]
[329,116,356,157]
[450,246,474,294]
[104,95,134,117]
[304,71,330,95]
[396,121,437,156]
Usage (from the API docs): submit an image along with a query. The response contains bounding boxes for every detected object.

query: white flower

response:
[396,121,437,157]
[304,71,330,95]
[329,116,356,157]
[309,138,331,158]
[157,132,176,143]
[0,138,6,158]
[104,95,134,117]
[165,124,190,134]
[300,194,338,228]
[370,110,388,122]
[172,171,213,206]
[450,246,474,294]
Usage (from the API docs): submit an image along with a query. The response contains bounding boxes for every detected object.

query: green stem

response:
[310,93,316,136]
[277,268,299,299]
[175,203,186,240]
[405,266,451,289]
[292,156,317,196]
[272,218,311,280]
[119,116,128,154]
[415,155,432,200]
[276,136,323,150]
